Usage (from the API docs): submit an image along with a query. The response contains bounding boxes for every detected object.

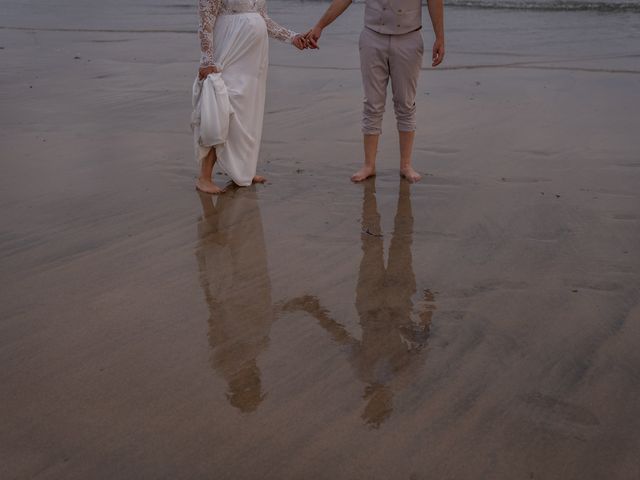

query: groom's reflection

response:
[195,188,274,413]
[285,180,436,427]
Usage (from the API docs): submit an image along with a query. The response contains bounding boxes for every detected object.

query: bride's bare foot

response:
[400,166,422,183]
[351,165,376,183]
[196,178,225,194]
[252,175,267,184]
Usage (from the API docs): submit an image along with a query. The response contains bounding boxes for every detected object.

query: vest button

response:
[398,8,402,11]
[397,24,401,27]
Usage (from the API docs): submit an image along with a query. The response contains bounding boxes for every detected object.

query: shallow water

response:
[1,1,640,478]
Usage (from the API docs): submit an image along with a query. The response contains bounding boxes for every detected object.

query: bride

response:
[194,0,307,194]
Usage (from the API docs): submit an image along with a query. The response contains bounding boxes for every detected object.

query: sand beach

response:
[1,0,640,478]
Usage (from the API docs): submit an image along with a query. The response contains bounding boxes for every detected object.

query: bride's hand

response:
[292,34,308,50]
[198,65,220,80]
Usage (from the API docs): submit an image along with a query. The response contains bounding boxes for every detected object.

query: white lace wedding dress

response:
[195,0,297,186]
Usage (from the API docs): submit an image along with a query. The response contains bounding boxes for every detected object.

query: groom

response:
[305,0,444,182]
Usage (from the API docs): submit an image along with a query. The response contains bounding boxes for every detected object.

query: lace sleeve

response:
[198,0,223,68]
[258,3,297,43]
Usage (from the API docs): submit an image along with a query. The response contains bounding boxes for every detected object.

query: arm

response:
[426,0,445,66]
[198,0,222,78]
[306,0,353,48]
[281,295,358,348]
[258,4,308,49]
[258,3,298,43]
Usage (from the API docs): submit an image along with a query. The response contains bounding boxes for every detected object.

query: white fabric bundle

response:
[192,72,232,148]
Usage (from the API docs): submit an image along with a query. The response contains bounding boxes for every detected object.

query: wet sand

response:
[1,1,640,478]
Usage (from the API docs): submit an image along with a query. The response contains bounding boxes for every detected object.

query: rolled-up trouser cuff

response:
[395,101,417,132]
[362,126,382,135]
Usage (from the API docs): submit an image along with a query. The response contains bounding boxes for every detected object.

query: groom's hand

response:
[432,38,445,67]
[304,26,322,49]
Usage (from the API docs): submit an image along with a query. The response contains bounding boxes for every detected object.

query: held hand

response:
[432,38,445,67]
[304,26,322,49]
[292,34,308,50]
[198,65,220,80]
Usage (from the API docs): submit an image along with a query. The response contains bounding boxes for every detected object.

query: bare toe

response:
[252,175,267,184]
[400,167,422,183]
[351,166,376,183]
[196,178,225,195]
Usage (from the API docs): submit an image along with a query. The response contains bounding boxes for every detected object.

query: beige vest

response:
[364,0,422,35]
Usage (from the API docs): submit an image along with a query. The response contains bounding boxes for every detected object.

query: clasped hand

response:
[292,26,322,50]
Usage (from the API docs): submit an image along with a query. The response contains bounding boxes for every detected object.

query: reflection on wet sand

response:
[195,188,275,413]
[285,180,436,427]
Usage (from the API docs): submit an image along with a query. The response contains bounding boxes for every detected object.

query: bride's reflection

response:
[195,188,274,413]
[285,180,436,428]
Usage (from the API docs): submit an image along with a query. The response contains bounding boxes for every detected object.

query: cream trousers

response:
[359,27,424,135]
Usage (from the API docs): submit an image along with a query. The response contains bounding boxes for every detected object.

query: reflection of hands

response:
[279,294,356,346]
[303,26,322,49]
[198,65,220,80]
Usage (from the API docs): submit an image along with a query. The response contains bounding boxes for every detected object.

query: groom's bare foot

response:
[400,166,422,183]
[252,175,267,184]
[351,165,376,183]
[196,178,225,194]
